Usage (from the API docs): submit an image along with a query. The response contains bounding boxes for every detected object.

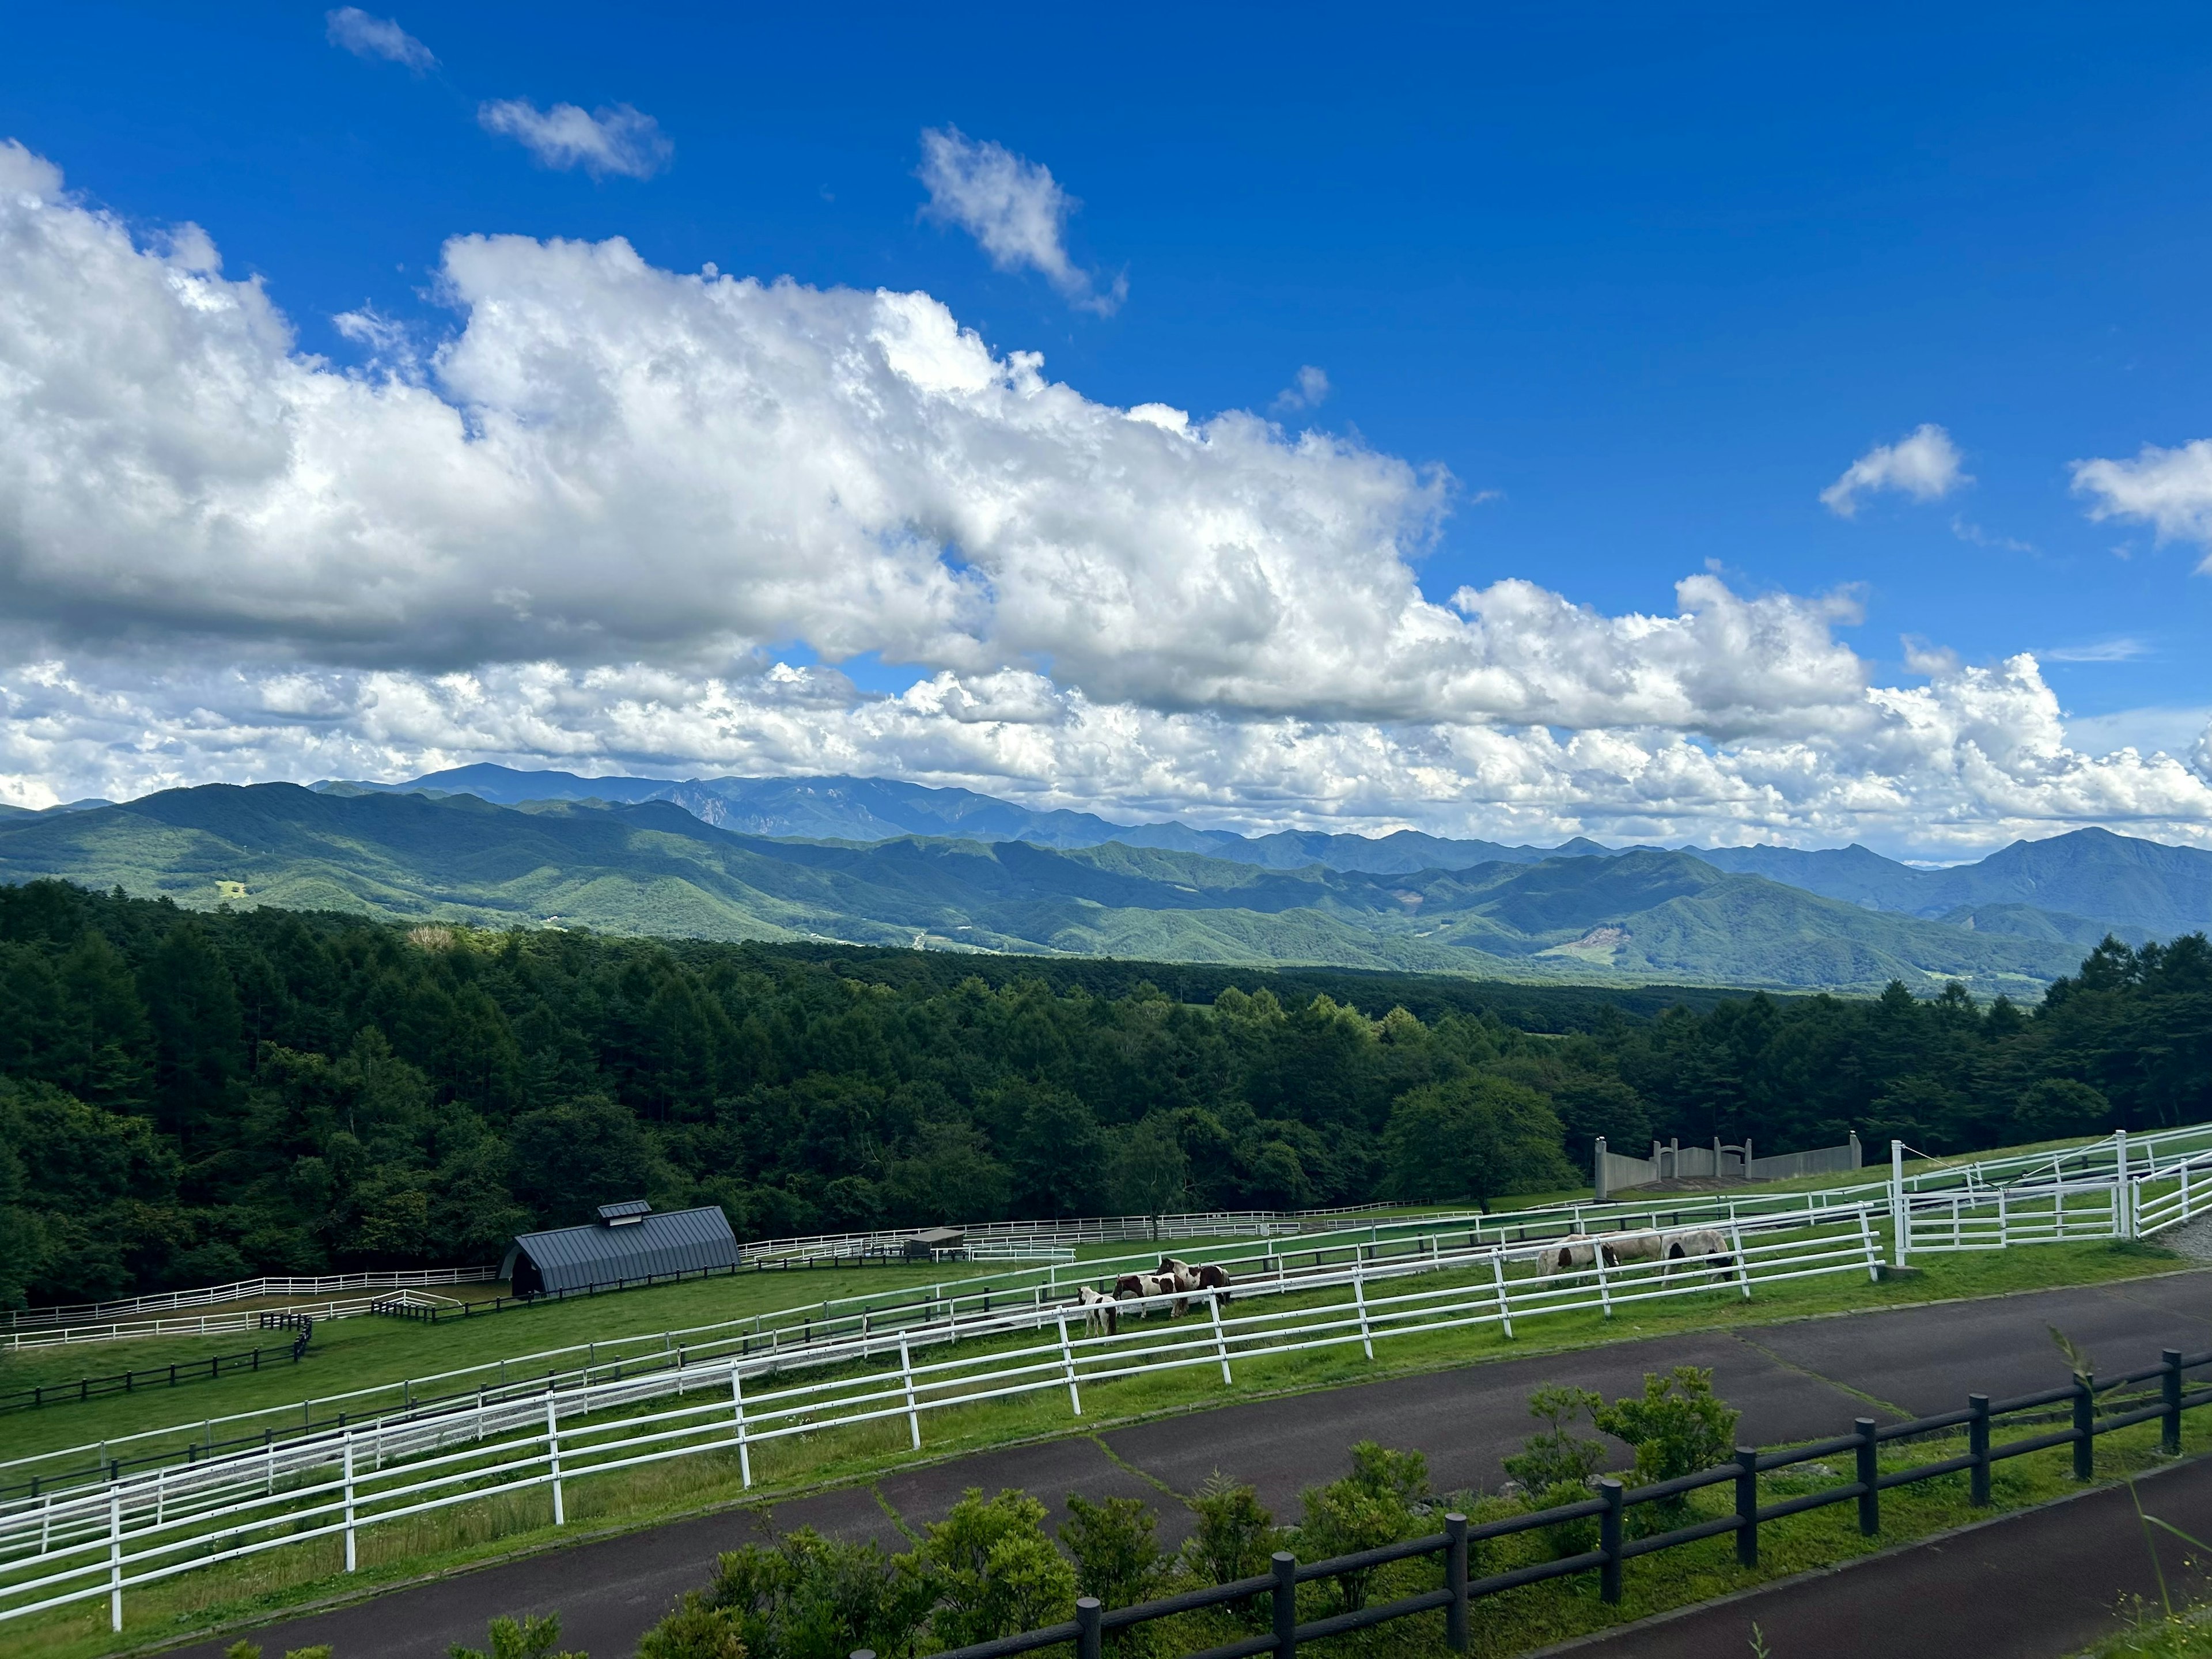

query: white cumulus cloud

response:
[1820,423,1969,517]
[325,8,435,71]
[0,139,2206,855]
[478,100,672,180]
[918,127,1123,315]
[2073,439,2212,569]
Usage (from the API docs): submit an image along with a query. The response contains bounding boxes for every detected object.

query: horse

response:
[1113,1271,1175,1317]
[1194,1262,1233,1305]
[1662,1228,1735,1281]
[1156,1256,1201,1316]
[1601,1232,1668,1267]
[1075,1284,1118,1336]
[1539,1236,1604,1274]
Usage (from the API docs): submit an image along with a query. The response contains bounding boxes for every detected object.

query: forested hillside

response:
[1,880,2206,1308]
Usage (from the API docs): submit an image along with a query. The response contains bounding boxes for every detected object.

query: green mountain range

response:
[0,781,2170,996]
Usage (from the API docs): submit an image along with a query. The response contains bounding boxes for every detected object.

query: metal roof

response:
[597,1199,653,1224]
[500,1205,738,1295]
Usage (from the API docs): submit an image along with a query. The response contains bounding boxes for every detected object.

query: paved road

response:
[1548,1447,2212,1659]
[168,1270,2212,1659]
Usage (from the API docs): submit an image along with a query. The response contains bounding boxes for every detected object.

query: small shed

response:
[500,1201,739,1299]
[904,1226,966,1262]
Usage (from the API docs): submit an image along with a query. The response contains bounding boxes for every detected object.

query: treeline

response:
[0,881,2204,1306]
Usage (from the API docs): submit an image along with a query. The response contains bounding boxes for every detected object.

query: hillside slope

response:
[0,783,2101,993]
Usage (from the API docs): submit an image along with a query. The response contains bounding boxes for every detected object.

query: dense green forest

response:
[1,880,2206,1308]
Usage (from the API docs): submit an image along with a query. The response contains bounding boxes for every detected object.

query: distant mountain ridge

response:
[324,764,2212,943]
[0,779,2185,998]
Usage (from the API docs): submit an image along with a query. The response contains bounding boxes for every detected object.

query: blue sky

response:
[1,2,2209,849]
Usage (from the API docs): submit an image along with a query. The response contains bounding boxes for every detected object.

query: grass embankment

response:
[2,1236,2198,1659]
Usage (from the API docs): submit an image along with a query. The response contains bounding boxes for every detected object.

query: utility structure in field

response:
[499,1201,740,1299]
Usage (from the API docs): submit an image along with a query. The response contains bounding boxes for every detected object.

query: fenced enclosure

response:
[14,1118,2212,1635]
[0,1212,1888,1631]
[1,1270,500,1335]
[914,1340,2212,1659]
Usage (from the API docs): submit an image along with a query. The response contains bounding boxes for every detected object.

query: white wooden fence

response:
[0,1190,1894,1502]
[0,1210,1886,1634]
[3,1270,500,1334]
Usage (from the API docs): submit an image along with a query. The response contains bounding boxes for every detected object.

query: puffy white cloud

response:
[325,7,435,70]
[1272,365,1330,414]
[2073,438,2212,568]
[917,127,1124,315]
[1820,423,1968,517]
[0,139,2206,855]
[478,100,671,180]
[3,650,2210,857]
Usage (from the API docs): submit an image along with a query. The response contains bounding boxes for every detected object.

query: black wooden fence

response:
[887,1343,2212,1659]
[1,1339,305,1414]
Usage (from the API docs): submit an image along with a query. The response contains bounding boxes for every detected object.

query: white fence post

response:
[546,1392,564,1527]
[108,1487,122,1634]
[1857,1206,1881,1281]
[899,1333,921,1450]
[1728,1223,1752,1298]
[1353,1253,1374,1360]
[1491,1252,1514,1338]
[1593,1242,1613,1318]
[342,1428,357,1571]
[2117,1129,2133,1238]
[1891,1139,1909,1268]
[729,1362,752,1488]
[1208,1290,1232,1384]
[1057,1312,1081,1416]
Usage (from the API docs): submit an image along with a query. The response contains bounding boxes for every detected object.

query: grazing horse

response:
[1194,1262,1233,1305]
[1662,1228,1735,1280]
[1113,1272,1174,1317]
[1075,1284,1118,1336]
[1539,1236,1604,1274]
[1601,1232,1667,1267]
[1156,1256,1200,1316]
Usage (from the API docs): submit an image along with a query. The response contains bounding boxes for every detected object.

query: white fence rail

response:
[0,1187,1898,1503]
[0,1210,1885,1634]
[4,1270,499,1333]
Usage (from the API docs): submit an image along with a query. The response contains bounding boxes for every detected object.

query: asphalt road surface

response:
[165,1270,2212,1659]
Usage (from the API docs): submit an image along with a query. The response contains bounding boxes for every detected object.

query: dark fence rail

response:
[0,1339,306,1415]
[895,1343,2212,1659]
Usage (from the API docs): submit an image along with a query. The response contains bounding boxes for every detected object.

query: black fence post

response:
[2074,1375,2096,1481]
[1854,1418,1879,1536]
[1599,1478,1624,1603]
[1445,1512,1468,1652]
[1968,1394,1991,1507]
[2164,1350,2184,1456]
[1077,1596,1102,1659]
[1734,1446,1759,1568]
[1272,1550,1298,1659]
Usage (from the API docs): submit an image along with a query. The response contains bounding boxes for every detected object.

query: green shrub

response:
[919,1487,1079,1647]
[700,1527,933,1659]
[635,1594,747,1659]
[1185,1472,1278,1587]
[1594,1367,1740,1532]
[1503,1382,1610,1557]
[1062,1492,1177,1608]
[1061,1493,1180,1650]
[1294,1442,1430,1611]
[447,1613,584,1659]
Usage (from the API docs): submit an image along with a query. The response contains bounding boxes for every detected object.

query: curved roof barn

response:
[499,1201,738,1298]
